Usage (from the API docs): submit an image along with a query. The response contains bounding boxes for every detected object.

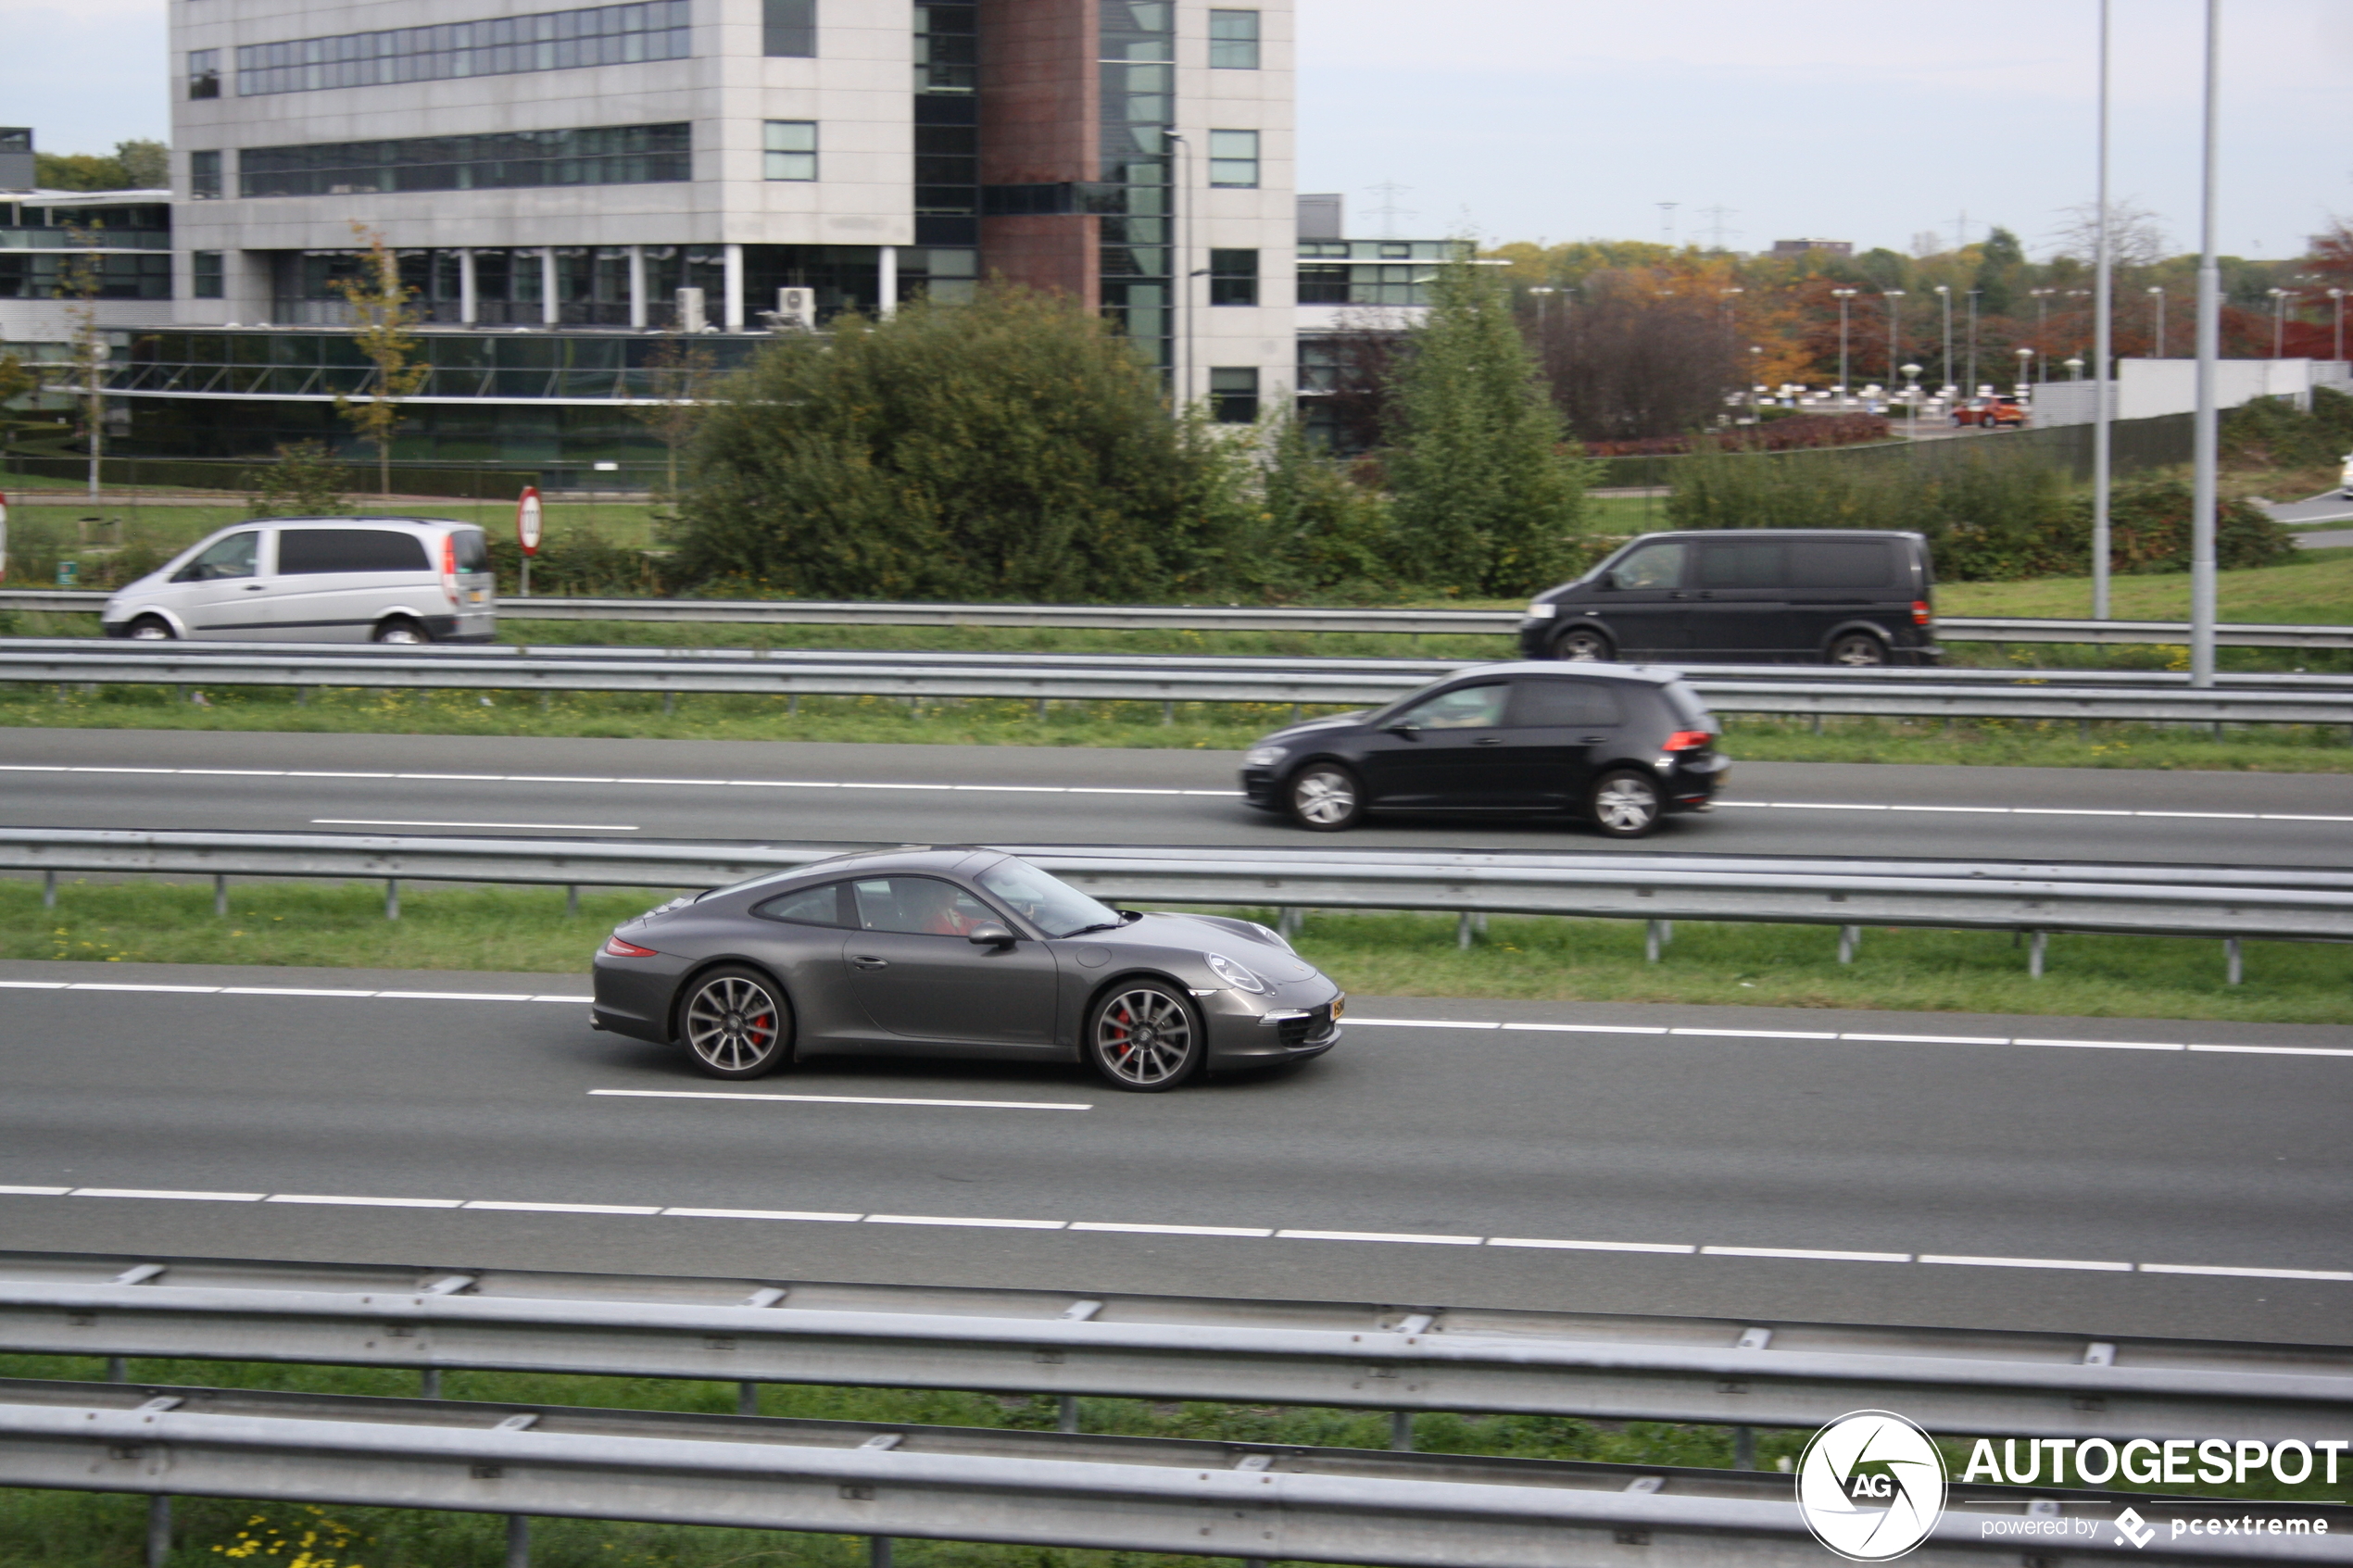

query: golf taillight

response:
[1662,730,1712,752]
[1912,599,1933,626]
[601,935,658,958]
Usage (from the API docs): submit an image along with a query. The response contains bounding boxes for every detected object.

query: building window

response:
[191,251,224,298]
[912,2,975,92]
[188,49,222,98]
[764,120,817,181]
[1210,367,1259,423]
[239,123,688,197]
[233,0,690,97]
[1209,249,1257,306]
[1208,10,1259,69]
[190,149,223,199]
[1207,130,1259,189]
[763,0,815,56]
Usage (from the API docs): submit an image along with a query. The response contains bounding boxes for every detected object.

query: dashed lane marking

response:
[310,818,643,832]
[8,1185,2340,1282]
[589,1088,1091,1111]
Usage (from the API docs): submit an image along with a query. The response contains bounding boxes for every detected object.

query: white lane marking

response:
[2140,1263,2353,1282]
[662,1206,862,1223]
[2010,1036,2185,1052]
[589,1088,1091,1111]
[1670,1027,1838,1040]
[1840,1033,2012,1046]
[376,991,539,1002]
[1502,1022,1669,1035]
[9,763,2346,818]
[0,981,67,990]
[3,982,592,1003]
[462,1199,663,1215]
[266,1193,465,1209]
[2190,1042,2353,1059]
[311,819,642,832]
[220,986,377,997]
[1274,1229,1483,1247]
[8,1185,2338,1282]
[1699,1245,1912,1263]
[63,983,219,994]
[1916,1254,2134,1273]
[1348,1017,1502,1030]
[1489,1236,1697,1254]
[864,1214,1067,1230]
[71,1187,265,1202]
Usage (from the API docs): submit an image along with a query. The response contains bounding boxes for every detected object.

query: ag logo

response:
[1796,1410,1949,1562]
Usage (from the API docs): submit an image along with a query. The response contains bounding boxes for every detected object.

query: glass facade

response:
[190,151,223,200]
[1207,11,1259,69]
[0,252,172,300]
[240,123,690,198]
[912,4,978,245]
[762,0,816,56]
[763,121,817,181]
[1208,248,1256,306]
[192,251,224,298]
[188,50,222,99]
[1100,0,1174,365]
[1296,241,1462,307]
[234,1,691,96]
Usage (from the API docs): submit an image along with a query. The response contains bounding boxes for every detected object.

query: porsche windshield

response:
[976,858,1122,937]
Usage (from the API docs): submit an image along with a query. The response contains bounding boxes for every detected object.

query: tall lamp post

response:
[2189,0,2221,689]
[1966,288,1982,395]
[2331,288,2347,363]
[2091,0,2114,621]
[1832,287,1857,407]
[2014,345,2035,396]
[2030,288,2057,378]
[1748,344,1764,420]
[1882,290,1905,385]
[1900,362,1922,439]
[1933,283,1953,399]
[2269,288,2296,358]
[2148,286,2166,357]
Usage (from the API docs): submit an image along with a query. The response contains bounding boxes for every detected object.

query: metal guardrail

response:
[14,1379,2334,1568]
[5,587,2348,647]
[5,643,2348,726]
[5,829,2351,943]
[6,1252,2349,1443]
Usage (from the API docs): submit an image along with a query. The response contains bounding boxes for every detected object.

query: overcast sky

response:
[6,0,2345,259]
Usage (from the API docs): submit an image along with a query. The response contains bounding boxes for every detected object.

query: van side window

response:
[278,529,434,575]
[1608,542,1684,590]
[170,532,258,582]
[1791,539,1897,589]
[1508,679,1623,728]
[1696,540,1789,589]
[751,882,849,926]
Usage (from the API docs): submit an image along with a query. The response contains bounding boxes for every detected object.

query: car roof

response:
[727,845,1007,897]
[1442,660,1682,686]
[256,516,484,531]
[1617,529,1925,544]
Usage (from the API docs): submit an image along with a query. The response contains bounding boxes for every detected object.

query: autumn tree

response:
[329,224,431,498]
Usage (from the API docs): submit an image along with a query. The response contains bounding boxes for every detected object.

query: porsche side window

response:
[853,876,998,937]
[751,882,848,926]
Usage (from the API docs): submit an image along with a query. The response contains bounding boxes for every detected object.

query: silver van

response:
[102,517,496,644]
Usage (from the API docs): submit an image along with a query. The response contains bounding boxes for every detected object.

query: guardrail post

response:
[106,1356,127,1383]
[1390,1411,1416,1451]
[1733,1425,1757,1470]
[386,880,400,921]
[505,1512,529,1568]
[1057,1395,1079,1434]
[2029,930,2048,978]
[566,884,579,919]
[2224,937,2243,985]
[1838,925,1858,964]
[738,1381,760,1417]
[1161,700,1174,725]
[419,1367,440,1399]
[213,875,228,918]
[662,692,676,715]
[1644,920,1665,963]
[1455,911,1472,949]
[43,869,57,909]
[869,1538,893,1568]
[145,1495,170,1568]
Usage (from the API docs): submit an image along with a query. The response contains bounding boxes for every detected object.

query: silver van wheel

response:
[129,617,174,641]
[372,618,428,645]
[1552,625,1612,661]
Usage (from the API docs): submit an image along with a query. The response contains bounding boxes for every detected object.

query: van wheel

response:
[1828,633,1887,667]
[128,616,175,641]
[1550,625,1613,662]
[371,618,430,645]
[1588,770,1664,838]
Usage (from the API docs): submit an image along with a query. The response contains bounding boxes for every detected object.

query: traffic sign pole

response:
[516,485,543,599]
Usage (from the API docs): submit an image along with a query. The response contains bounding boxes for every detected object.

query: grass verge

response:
[0,1351,2332,1568]
[7,882,2343,1025]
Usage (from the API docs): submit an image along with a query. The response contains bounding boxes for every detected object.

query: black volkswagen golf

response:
[1239,663,1727,837]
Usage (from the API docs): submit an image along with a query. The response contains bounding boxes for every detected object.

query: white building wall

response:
[2034,359,2352,426]
[1174,0,1293,412]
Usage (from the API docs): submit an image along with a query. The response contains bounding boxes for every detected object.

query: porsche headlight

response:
[1204,952,1269,994]
[1243,745,1289,769]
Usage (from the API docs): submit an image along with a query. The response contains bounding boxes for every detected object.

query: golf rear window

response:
[276,528,432,575]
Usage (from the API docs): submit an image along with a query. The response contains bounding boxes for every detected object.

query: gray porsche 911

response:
[591,847,1343,1092]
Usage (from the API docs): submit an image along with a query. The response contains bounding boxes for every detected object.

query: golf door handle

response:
[1473,735,1504,745]
[851,955,888,970]
[1579,734,1608,744]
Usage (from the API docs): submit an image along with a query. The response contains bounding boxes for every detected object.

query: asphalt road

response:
[2,960,2346,1345]
[5,729,2348,869]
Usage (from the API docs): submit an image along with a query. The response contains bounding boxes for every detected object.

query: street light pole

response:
[1966,288,1982,395]
[1883,291,1904,384]
[2092,0,2114,620]
[1164,130,1189,410]
[1934,284,1952,400]
[2148,286,2166,357]
[2268,288,2296,358]
[2030,288,2055,380]
[2189,0,2221,689]
[1901,362,1921,440]
[2332,289,2347,362]
[1832,287,1856,407]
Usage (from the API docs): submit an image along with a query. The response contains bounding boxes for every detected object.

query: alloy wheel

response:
[1091,985,1198,1089]
[373,621,427,645]
[1829,633,1887,667]
[682,972,786,1075]
[1590,771,1663,837]
[1289,765,1359,830]
[1554,627,1611,661]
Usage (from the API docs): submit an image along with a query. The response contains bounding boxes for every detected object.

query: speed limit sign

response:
[516,485,543,556]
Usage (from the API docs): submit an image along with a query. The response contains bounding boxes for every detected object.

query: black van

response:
[1516,529,1940,666]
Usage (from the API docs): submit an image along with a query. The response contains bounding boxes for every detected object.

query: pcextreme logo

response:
[1796,1411,1950,1562]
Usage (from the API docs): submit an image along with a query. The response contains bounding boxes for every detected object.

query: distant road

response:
[1,961,2345,1345]
[4,729,2347,870]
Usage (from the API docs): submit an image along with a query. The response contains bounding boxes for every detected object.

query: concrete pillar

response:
[458,248,477,324]
[540,249,560,326]
[878,245,899,318]
[722,243,745,332]
[627,245,648,329]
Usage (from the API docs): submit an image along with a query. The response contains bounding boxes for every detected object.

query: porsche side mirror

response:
[966,922,1016,947]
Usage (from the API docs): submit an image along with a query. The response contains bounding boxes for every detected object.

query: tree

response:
[115,140,168,189]
[1532,270,1733,444]
[2048,198,2171,270]
[1382,257,1590,595]
[328,224,431,498]
[57,224,106,499]
[242,441,353,517]
[0,351,38,472]
[627,332,719,496]
[673,287,1251,602]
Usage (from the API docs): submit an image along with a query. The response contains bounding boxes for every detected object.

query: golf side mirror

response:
[966,922,1015,947]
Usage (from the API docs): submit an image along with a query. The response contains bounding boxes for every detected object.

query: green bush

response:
[2223,390,2353,474]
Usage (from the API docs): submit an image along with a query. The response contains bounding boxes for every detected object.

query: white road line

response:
[1348,1017,1502,1030]
[311,819,642,832]
[376,990,539,1002]
[589,1088,1091,1111]
[6,1185,2339,1283]
[1669,1027,1839,1040]
[63,982,219,994]
[1503,1022,1669,1035]
[2010,1036,2185,1052]
[0,982,67,990]
[1841,1033,2011,1046]
[8,764,2345,818]
[1916,1254,2134,1273]
[2189,1042,2353,1059]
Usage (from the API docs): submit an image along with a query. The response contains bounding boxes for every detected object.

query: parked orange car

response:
[1952,396,2028,428]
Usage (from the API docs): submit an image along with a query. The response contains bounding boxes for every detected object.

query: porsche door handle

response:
[850,956,888,970]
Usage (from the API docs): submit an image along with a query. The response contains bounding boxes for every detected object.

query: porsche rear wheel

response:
[678,966,791,1079]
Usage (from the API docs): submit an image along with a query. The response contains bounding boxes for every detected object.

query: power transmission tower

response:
[1700,205,1740,251]
[1364,182,1416,239]
[1656,202,1680,245]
